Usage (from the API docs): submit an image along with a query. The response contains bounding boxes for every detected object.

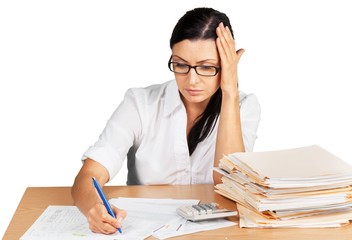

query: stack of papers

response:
[214,145,352,228]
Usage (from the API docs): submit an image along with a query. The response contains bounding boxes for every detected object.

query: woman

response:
[72,7,260,234]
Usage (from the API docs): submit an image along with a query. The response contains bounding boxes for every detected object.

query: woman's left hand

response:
[216,22,245,96]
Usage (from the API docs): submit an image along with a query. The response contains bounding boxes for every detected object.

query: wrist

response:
[221,88,240,102]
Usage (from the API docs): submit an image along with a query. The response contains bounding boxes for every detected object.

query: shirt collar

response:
[163,80,183,117]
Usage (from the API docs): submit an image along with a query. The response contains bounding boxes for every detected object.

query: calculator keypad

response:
[176,202,237,221]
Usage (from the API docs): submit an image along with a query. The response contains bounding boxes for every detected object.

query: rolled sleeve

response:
[82,89,142,180]
[240,94,261,152]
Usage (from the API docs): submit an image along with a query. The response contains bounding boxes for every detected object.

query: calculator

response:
[176,202,237,221]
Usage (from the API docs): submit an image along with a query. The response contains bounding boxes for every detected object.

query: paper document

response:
[237,204,352,228]
[20,206,114,240]
[20,198,236,240]
[224,145,352,186]
[152,215,235,239]
[110,197,200,239]
[215,145,352,228]
[110,197,235,239]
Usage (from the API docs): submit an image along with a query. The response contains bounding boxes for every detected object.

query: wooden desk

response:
[3,184,352,240]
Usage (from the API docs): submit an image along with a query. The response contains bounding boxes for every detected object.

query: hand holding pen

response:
[91,177,126,234]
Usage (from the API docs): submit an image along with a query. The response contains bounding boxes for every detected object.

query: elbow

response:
[213,171,222,185]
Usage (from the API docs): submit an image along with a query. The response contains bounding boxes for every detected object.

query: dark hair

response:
[170,7,234,155]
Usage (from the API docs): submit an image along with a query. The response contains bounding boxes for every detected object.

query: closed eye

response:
[198,65,215,70]
[174,63,188,68]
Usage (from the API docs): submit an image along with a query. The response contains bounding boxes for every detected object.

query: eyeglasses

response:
[168,59,221,77]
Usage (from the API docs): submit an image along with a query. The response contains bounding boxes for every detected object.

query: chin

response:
[185,95,209,104]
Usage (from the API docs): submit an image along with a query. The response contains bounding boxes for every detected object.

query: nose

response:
[188,68,200,85]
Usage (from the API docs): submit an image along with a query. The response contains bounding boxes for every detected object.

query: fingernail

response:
[117,217,123,223]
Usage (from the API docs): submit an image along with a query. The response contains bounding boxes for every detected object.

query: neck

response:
[181,96,209,118]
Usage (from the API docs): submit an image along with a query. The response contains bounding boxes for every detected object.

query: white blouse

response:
[82,80,261,185]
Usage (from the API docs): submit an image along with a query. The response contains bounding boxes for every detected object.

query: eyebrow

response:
[171,55,218,64]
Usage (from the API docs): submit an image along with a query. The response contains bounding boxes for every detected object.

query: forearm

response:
[72,174,101,216]
[71,159,109,216]
[214,91,244,183]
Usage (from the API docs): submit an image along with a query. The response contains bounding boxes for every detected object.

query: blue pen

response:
[92,177,122,234]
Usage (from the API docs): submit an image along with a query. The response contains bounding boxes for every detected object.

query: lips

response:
[186,88,203,96]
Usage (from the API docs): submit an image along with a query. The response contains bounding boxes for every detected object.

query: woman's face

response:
[171,39,220,108]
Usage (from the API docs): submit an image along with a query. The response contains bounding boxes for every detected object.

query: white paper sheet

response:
[20,198,236,240]
[110,198,236,240]
[109,197,200,239]
[20,206,117,240]
[152,215,235,239]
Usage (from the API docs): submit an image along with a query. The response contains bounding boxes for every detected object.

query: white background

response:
[1,0,351,237]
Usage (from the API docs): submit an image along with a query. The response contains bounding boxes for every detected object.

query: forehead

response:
[171,39,218,62]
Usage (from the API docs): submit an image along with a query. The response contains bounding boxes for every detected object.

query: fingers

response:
[87,203,127,234]
[216,22,244,94]
[216,22,244,63]
[112,204,127,228]
[216,22,236,59]
[216,37,226,62]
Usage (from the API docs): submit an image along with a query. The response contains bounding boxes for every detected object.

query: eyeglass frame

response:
[168,57,221,77]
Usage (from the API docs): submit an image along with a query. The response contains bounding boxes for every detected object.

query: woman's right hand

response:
[87,202,127,234]
[72,158,127,234]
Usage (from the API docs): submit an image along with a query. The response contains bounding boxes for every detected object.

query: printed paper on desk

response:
[110,197,236,239]
[20,206,119,240]
[152,215,235,239]
[20,198,199,240]
[21,198,236,240]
